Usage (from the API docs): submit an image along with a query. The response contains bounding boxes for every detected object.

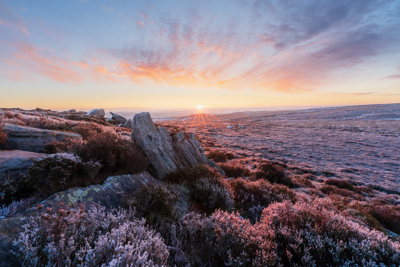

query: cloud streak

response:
[1,0,400,93]
[103,0,400,92]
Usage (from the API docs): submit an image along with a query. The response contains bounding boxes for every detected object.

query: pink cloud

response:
[137,20,145,28]
[2,42,83,82]
[73,61,90,69]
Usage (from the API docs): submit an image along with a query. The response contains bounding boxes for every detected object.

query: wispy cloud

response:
[102,0,400,92]
[2,42,83,82]
[385,75,400,79]
[0,2,29,34]
[1,0,399,93]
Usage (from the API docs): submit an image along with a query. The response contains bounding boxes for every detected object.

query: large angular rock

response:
[110,112,127,125]
[0,124,82,153]
[0,172,159,267]
[124,118,133,129]
[131,112,222,180]
[0,150,46,184]
[86,108,105,117]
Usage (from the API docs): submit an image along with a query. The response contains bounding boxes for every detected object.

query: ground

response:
[161,103,400,193]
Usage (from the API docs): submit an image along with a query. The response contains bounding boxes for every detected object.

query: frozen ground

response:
[165,103,400,192]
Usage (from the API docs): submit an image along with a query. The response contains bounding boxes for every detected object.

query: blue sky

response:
[1,0,400,110]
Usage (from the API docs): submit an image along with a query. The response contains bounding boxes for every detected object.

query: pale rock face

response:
[0,124,82,153]
[131,112,223,180]
[86,108,105,117]
[110,112,127,125]
[124,119,133,129]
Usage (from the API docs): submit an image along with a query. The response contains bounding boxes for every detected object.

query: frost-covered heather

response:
[0,197,37,219]
[183,103,400,191]
[0,109,131,139]
[13,204,169,267]
[178,199,400,266]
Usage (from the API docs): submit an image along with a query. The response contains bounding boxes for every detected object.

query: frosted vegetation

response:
[1,105,400,266]
[191,103,400,192]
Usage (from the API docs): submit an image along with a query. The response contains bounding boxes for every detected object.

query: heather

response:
[13,204,169,266]
[2,107,400,266]
[0,121,6,144]
[175,200,400,266]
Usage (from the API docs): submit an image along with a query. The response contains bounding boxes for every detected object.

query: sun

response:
[197,105,202,111]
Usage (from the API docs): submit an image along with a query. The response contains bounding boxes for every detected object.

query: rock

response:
[86,109,105,117]
[0,172,159,266]
[110,112,127,125]
[124,119,133,129]
[131,112,220,180]
[35,108,51,112]
[68,109,76,113]
[205,159,225,176]
[0,150,46,185]
[106,118,117,124]
[0,124,82,153]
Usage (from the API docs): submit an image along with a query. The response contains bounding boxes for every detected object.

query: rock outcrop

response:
[0,172,159,267]
[110,112,127,125]
[86,108,105,117]
[0,124,82,153]
[124,118,133,129]
[0,150,46,184]
[131,112,223,180]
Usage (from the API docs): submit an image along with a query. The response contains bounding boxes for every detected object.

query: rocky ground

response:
[161,103,400,193]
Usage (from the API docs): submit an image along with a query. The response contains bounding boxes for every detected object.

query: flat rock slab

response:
[0,171,159,267]
[0,150,46,183]
[0,124,82,153]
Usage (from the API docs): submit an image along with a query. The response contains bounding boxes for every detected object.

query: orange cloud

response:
[73,61,90,69]
[3,42,83,82]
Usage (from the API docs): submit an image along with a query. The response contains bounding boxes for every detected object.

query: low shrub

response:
[71,124,104,140]
[230,178,296,222]
[177,211,274,267]
[0,121,7,144]
[218,162,251,178]
[207,149,235,163]
[44,137,84,154]
[0,197,37,218]
[292,176,315,188]
[27,153,102,198]
[166,165,234,214]
[351,201,400,234]
[320,185,365,200]
[13,203,169,266]
[258,200,400,266]
[74,131,148,175]
[23,116,73,131]
[128,183,181,222]
[325,178,355,191]
[175,200,400,266]
[370,204,400,234]
[191,177,234,214]
[165,164,220,185]
[255,163,292,186]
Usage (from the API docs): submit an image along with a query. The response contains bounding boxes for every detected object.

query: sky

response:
[0,0,400,111]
